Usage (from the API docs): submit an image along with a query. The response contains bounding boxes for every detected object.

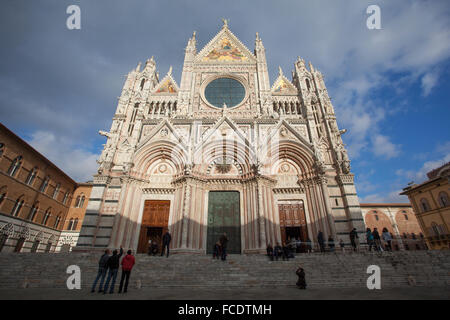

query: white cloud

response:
[371,134,401,159]
[421,71,439,96]
[26,131,99,182]
[359,190,408,204]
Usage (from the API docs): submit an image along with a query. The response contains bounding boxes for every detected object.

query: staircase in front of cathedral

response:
[0,251,449,289]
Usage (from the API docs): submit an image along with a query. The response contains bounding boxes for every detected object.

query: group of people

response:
[91,246,136,294]
[212,232,229,261]
[266,243,295,261]
[366,227,392,252]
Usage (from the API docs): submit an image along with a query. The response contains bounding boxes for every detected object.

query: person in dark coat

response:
[103,246,123,294]
[274,243,282,261]
[372,228,381,251]
[296,266,307,289]
[349,228,358,252]
[266,243,274,261]
[282,243,290,260]
[91,249,111,293]
[213,241,221,259]
[328,236,335,252]
[317,231,325,252]
[118,250,135,294]
[219,232,229,261]
[306,238,312,253]
[161,231,172,257]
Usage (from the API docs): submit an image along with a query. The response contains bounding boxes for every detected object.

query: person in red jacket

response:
[118,250,135,293]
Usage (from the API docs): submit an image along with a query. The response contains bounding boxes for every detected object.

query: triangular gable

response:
[258,120,314,156]
[271,68,298,95]
[195,116,252,154]
[136,119,188,153]
[151,68,179,94]
[196,26,256,63]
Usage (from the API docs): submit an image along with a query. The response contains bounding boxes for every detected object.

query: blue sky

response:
[0,0,449,203]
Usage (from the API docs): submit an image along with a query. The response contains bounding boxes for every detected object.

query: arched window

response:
[79,195,85,208]
[375,214,379,221]
[53,183,60,199]
[39,176,50,193]
[74,196,81,208]
[54,215,62,229]
[73,218,79,230]
[0,143,4,157]
[140,78,146,90]
[420,198,430,212]
[438,192,449,207]
[25,167,38,186]
[404,214,409,220]
[27,203,39,221]
[67,218,74,231]
[8,156,23,177]
[305,78,311,91]
[431,223,440,236]
[62,192,69,205]
[42,209,51,225]
[11,197,24,217]
[0,191,6,207]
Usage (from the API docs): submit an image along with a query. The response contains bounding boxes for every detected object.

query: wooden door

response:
[206,191,241,254]
[278,202,308,242]
[137,200,170,253]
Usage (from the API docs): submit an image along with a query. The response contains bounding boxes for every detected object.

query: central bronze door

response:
[206,191,241,254]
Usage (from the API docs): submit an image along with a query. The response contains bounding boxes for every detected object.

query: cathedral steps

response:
[0,251,449,289]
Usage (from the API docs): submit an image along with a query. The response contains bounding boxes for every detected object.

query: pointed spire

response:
[168,66,172,76]
[136,62,142,72]
[256,32,260,41]
[308,61,315,72]
[278,66,283,77]
[222,18,229,29]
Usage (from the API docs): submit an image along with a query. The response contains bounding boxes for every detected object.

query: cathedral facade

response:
[76,22,365,254]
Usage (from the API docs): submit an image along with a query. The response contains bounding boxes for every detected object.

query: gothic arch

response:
[133,140,188,176]
[194,139,256,176]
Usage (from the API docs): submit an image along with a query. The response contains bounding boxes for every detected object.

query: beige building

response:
[401,162,450,250]
[360,203,427,250]
[76,22,366,254]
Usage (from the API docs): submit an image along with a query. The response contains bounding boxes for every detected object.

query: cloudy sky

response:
[0,0,449,203]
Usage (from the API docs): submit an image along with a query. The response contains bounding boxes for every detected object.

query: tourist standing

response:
[274,243,282,261]
[382,228,392,251]
[118,250,135,294]
[296,265,307,289]
[349,228,358,252]
[161,231,172,257]
[366,228,374,251]
[328,236,335,252]
[339,239,345,253]
[219,232,229,261]
[266,243,274,261]
[306,238,312,253]
[103,246,123,294]
[317,231,325,253]
[213,241,221,259]
[373,228,382,251]
[91,249,111,293]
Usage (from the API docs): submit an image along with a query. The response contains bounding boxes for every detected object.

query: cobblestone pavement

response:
[0,287,448,300]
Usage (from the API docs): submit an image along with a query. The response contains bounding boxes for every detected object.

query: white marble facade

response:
[76,21,365,253]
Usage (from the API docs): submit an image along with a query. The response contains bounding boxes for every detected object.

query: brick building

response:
[0,123,89,252]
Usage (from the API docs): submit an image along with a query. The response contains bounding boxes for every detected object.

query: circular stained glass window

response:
[204,77,245,108]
